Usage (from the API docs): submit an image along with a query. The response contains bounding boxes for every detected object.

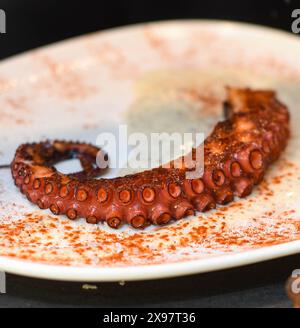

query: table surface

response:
[0,253,298,308]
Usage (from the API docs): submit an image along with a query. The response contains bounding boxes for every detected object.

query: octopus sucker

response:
[76,188,89,202]
[142,187,156,203]
[97,187,109,203]
[50,203,60,215]
[107,217,122,229]
[192,193,216,212]
[156,213,172,225]
[232,177,253,198]
[59,184,70,198]
[44,182,54,195]
[118,189,132,204]
[214,186,234,205]
[150,203,172,225]
[130,215,147,229]
[170,199,194,219]
[86,216,98,224]
[11,88,290,229]
[190,179,204,194]
[66,208,77,220]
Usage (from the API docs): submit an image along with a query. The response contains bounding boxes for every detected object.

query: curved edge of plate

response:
[1,19,300,68]
[0,240,299,281]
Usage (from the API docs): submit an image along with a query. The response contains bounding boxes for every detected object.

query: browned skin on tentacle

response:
[11,88,290,229]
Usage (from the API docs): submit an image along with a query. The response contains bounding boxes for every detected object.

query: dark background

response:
[0,0,299,60]
[0,0,300,308]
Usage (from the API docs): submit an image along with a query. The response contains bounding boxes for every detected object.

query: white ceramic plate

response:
[0,20,300,281]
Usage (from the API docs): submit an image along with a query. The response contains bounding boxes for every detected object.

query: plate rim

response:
[0,240,300,281]
[1,18,300,67]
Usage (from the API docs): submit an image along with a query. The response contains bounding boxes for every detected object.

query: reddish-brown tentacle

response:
[11,88,290,229]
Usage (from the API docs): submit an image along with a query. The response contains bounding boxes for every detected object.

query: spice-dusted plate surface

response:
[0,20,300,281]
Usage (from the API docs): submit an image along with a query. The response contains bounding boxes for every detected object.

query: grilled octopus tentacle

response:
[11,88,290,229]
